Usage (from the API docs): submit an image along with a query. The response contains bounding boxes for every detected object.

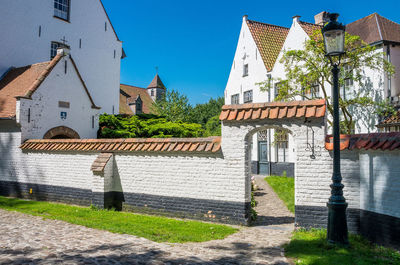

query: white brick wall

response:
[360,150,400,219]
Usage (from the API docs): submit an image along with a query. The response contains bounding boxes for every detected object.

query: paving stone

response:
[0,177,293,264]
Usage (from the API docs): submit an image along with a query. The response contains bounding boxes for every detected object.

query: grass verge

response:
[285,229,400,265]
[0,196,237,243]
[265,175,294,213]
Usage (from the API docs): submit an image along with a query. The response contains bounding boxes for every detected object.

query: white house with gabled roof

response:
[0,0,124,114]
[225,12,400,175]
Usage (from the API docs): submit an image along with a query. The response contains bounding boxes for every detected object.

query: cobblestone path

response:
[0,176,294,265]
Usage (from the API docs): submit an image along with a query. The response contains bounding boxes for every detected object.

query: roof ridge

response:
[299,20,319,26]
[247,19,289,30]
[375,13,400,27]
[120,83,146,90]
[346,13,377,26]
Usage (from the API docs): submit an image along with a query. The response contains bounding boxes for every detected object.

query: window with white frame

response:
[50,42,69,59]
[302,82,320,99]
[243,64,249,77]
[274,82,284,101]
[54,0,70,21]
[243,90,253,103]
[341,64,354,100]
[231,94,239,104]
[275,129,289,162]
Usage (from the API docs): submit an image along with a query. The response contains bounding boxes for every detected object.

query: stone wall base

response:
[0,181,249,225]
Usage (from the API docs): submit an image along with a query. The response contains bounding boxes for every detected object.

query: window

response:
[274,82,284,101]
[243,90,253,103]
[243,64,249,77]
[302,82,320,99]
[50,41,68,59]
[54,0,70,21]
[275,129,289,162]
[231,94,239,104]
[136,98,142,114]
[151,89,155,97]
[341,64,353,100]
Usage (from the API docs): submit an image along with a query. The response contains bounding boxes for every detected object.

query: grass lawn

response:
[285,229,400,265]
[0,196,237,243]
[265,175,294,213]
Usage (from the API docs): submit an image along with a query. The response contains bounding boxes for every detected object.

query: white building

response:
[0,0,124,114]
[0,49,100,142]
[224,12,400,175]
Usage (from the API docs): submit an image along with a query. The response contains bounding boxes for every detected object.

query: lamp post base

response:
[327,202,349,245]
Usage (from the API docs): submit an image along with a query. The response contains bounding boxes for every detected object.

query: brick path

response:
[0,176,294,264]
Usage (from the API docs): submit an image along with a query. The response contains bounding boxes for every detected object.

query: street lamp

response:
[321,13,349,245]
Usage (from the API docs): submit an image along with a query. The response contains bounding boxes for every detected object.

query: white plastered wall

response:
[0,0,122,114]
[16,55,100,141]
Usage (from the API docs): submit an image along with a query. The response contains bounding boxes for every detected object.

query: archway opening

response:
[43,126,80,139]
[245,125,296,226]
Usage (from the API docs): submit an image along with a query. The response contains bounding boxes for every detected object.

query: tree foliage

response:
[188,97,225,126]
[152,89,192,122]
[98,114,204,138]
[258,30,395,134]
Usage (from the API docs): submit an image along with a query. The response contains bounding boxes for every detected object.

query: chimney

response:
[314,11,329,25]
[243,14,248,22]
[292,15,301,23]
[57,47,70,56]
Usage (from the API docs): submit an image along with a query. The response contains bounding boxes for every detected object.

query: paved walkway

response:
[0,176,294,265]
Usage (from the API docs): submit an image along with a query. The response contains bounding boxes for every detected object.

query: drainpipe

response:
[267,73,272,175]
[387,44,392,100]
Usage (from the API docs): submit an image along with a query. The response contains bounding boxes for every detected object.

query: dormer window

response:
[243,64,249,77]
[54,0,70,21]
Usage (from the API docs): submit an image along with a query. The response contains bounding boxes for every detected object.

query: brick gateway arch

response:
[43,126,80,139]
[219,99,330,223]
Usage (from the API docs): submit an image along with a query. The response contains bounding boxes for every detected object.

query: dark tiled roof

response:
[346,13,400,44]
[20,137,222,153]
[298,21,322,37]
[147,74,166,89]
[119,84,154,114]
[377,110,400,127]
[219,99,326,121]
[325,132,400,151]
[246,19,289,72]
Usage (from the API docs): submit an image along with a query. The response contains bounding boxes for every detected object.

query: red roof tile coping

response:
[220,99,326,121]
[325,132,400,151]
[20,137,221,153]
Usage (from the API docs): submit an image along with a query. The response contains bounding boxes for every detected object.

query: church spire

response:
[147,74,166,90]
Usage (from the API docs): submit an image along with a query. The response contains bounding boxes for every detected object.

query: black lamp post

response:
[321,13,349,245]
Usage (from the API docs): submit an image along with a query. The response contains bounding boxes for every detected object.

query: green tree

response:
[152,89,192,122]
[98,114,204,138]
[258,30,395,134]
[189,97,225,126]
[204,115,222,136]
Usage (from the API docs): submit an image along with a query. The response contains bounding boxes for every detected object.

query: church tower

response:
[147,74,166,101]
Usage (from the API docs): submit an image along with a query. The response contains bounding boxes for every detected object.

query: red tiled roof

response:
[119,84,154,114]
[246,19,289,72]
[298,21,322,37]
[346,13,400,44]
[20,137,221,153]
[91,152,113,173]
[219,99,326,121]
[0,55,62,118]
[0,54,100,118]
[377,110,400,128]
[325,132,400,151]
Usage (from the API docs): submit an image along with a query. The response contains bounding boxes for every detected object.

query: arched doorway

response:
[43,126,80,139]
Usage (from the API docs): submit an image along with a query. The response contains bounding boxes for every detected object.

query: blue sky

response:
[102,0,400,105]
